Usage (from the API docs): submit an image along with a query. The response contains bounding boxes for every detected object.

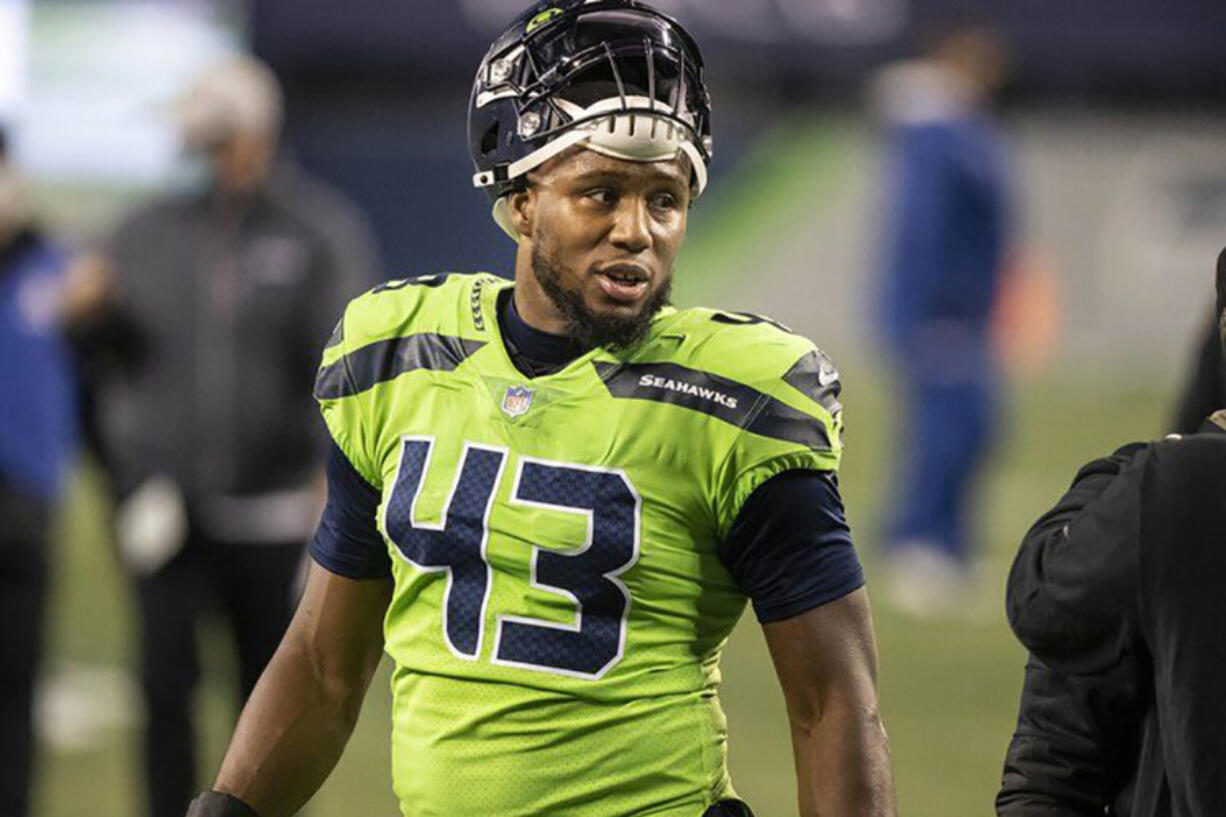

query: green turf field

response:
[33,370,1167,817]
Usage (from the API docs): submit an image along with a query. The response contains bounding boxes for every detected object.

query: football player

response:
[187,2,896,816]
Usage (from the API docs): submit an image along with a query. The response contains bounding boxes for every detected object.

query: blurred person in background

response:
[65,56,380,817]
[1001,249,1226,817]
[0,124,78,817]
[871,23,1013,615]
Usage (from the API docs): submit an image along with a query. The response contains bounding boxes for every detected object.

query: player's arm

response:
[191,442,393,817]
[711,337,892,812]
[200,563,390,817]
[764,589,895,817]
[721,468,895,817]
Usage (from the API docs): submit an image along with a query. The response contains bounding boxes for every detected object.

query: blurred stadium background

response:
[6,0,1226,814]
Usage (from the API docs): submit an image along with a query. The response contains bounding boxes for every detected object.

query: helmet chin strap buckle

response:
[473,165,513,190]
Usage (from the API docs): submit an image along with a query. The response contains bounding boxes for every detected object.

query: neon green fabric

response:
[315,273,842,817]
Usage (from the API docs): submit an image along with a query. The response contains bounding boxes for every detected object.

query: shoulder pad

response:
[668,306,836,380]
[342,272,500,349]
[642,306,843,427]
[315,272,498,403]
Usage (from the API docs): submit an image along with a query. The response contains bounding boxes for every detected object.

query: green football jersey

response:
[314,273,844,817]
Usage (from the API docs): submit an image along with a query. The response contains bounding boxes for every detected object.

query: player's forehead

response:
[537,147,691,189]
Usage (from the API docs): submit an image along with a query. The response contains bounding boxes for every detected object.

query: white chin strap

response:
[490,95,708,241]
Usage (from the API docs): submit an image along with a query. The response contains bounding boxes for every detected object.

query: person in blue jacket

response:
[872,25,1012,614]
[0,124,78,817]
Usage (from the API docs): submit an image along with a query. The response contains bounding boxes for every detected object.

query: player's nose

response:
[608,197,651,254]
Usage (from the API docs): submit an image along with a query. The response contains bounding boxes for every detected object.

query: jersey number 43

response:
[382,436,641,680]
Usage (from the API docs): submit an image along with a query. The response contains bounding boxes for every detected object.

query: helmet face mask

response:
[469,0,713,238]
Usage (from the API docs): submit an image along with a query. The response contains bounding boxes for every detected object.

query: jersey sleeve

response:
[311,440,391,579]
[721,470,864,622]
[311,298,391,578]
[712,342,844,540]
[313,298,383,487]
[709,338,852,618]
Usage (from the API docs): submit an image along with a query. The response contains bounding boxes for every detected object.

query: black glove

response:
[185,791,261,817]
[702,800,755,817]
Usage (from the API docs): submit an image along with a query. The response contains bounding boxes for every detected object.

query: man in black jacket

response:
[68,57,378,817]
[997,657,1139,816]
[998,249,1226,817]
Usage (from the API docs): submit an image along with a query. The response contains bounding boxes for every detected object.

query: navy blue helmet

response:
[468,0,713,237]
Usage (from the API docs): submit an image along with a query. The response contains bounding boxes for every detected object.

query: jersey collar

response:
[475,275,686,378]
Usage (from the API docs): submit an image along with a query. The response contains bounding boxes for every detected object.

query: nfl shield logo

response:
[501,385,535,418]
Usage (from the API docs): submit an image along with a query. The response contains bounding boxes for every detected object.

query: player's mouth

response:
[594,264,650,303]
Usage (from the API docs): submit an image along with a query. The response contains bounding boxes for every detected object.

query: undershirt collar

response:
[498,289,588,377]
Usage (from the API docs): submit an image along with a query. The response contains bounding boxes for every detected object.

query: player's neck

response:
[511,271,571,337]
[500,290,587,372]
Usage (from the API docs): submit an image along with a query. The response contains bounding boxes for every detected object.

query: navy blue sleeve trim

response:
[721,470,866,624]
[310,441,392,580]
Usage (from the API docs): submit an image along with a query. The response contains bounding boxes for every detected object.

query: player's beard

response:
[531,239,672,353]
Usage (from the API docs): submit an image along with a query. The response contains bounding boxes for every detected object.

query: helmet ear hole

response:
[481,122,500,156]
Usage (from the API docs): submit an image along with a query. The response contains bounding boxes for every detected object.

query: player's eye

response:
[584,188,616,207]
[650,192,679,212]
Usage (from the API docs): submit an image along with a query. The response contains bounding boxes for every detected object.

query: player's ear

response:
[507,185,536,239]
